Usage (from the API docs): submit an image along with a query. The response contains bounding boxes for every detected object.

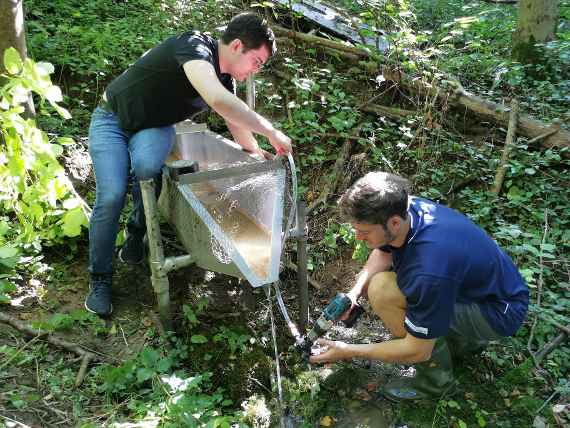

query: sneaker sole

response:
[84,300,113,317]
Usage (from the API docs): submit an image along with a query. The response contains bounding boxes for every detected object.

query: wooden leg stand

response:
[140,179,172,328]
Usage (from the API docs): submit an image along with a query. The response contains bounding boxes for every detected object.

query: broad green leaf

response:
[191,335,208,344]
[45,86,63,103]
[0,246,19,258]
[35,62,55,76]
[4,48,23,75]
[62,197,80,210]
[57,137,74,146]
[61,207,87,237]
[50,144,64,157]
[157,358,172,373]
[136,367,154,383]
[140,348,159,367]
[53,104,71,120]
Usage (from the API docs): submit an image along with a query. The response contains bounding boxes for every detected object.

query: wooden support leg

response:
[140,179,171,328]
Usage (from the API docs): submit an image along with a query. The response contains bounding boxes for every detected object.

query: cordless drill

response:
[298,293,364,356]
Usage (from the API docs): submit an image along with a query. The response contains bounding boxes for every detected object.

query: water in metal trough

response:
[188,172,278,280]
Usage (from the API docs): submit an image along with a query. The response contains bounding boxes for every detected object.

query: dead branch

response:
[528,209,550,367]
[360,104,418,121]
[0,311,99,360]
[491,99,519,194]
[0,311,112,387]
[74,354,92,387]
[535,326,569,364]
[307,130,358,215]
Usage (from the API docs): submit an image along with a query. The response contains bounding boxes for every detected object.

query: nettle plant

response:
[0,48,88,301]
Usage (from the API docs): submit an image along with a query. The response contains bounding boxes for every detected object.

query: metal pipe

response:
[163,254,194,274]
[297,201,309,330]
[246,76,256,110]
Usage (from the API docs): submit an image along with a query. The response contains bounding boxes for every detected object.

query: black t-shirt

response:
[105,32,235,132]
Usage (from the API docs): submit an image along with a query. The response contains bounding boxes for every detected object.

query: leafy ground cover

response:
[1,0,569,427]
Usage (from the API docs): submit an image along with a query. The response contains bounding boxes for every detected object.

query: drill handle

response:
[341,304,364,328]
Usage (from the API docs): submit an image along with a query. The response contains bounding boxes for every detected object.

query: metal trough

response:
[139,122,307,327]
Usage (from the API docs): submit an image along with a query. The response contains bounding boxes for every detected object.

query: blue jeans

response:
[88,107,175,275]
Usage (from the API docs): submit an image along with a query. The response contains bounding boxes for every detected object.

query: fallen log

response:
[379,67,570,152]
[273,26,570,151]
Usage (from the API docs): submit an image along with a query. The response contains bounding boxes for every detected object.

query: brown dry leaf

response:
[320,415,334,426]
[366,381,379,392]
[355,388,372,401]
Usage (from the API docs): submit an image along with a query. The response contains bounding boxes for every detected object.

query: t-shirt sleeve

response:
[174,35,214,67]
[221,76,236,95]
[400,274,458,339]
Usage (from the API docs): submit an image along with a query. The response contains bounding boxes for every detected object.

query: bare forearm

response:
[212,92,276,138]
[349,249,392,300]
[226,121,260,153]
[345,339,431,364]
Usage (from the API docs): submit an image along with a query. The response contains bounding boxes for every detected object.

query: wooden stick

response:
[74,354,92,387]
[526,128,559,145]
[0,310,120,388]
[307,135,355,215]
[535,326,569,364]
[491,100,519,194]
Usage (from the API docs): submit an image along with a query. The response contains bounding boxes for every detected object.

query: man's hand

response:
[309,339,352,364]
[248,147,274,161]
[268,129,292,155]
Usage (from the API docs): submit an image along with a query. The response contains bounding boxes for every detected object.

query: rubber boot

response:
[446,333,488,364]
[382,338,456,402]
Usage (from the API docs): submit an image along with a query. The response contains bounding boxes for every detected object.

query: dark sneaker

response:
[85,275,113,316]
[118,233,145,265]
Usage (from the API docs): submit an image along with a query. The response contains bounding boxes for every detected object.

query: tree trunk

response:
[0,0,35,115]
[512,0,559,64]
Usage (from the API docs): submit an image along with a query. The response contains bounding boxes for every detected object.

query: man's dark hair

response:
[222,13,277,56]
[338,172,411,226]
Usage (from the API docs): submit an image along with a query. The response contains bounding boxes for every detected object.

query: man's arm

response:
[310,334,436,364]
[347,249,393,302]
[183,60,291,154]
[225,120,265,158]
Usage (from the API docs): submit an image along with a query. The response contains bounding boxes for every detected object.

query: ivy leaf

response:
[191,335,208,344]
[0,280,17,304]
[136,367,154,383]
[4,48,23,75]
[157,358,172,373]
[140,348,159,367]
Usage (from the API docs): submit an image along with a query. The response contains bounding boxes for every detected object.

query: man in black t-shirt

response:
[86,13,291,316]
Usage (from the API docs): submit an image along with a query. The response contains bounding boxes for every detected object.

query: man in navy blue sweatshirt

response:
[310,172,528,402]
